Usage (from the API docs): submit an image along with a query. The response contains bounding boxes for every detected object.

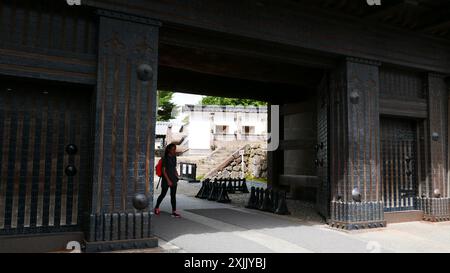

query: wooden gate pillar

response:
[328,57,385,230]
[417,73,450,222]
[85,10,160,252]
[267,103,283,189]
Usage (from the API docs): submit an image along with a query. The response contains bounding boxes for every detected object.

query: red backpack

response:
[155,158,163,177]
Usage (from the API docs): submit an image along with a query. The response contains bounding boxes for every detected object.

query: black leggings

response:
[155,183,177,211]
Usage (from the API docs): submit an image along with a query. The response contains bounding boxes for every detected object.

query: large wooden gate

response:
[380,117,418,212]
[0,77,92,235]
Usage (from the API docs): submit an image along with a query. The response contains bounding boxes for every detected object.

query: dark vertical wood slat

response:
[428,75,447,198]
[96,57,107,214]
[54,96,65,227]
[72,102,83,226]
[447,94,450,198]
[122,61,131,211]
[29,93,43,228]
[114,59,125,212]
[9,0,17,44]
[51,11,62,51]
[127,64,137,209]
[382,139,387,208]
[110,56,120,212]
[59,9,67,51]
[390,136,395,210]
[134,79,142,193]
[416,124,423,198]
[33,2,42,48]
[403,140,408,208]
[374,85,380,201]
[354,92,360,198]
[21,1,30,46]
[366,83,371,201]
[4,90,18,229]
[37,92,49,227]
[11,92,25,229]
[24,91,37,227]
[424,120,430,197]
[138,77,149,194]
[149,75,155,195]
[48,92,60,227]
[5,89,20,228]
[17,91,31,228]
[27,1,38,49]
[1,2,12,45]
[60,95,71,226]
[0,1,3,37]
[391,129,396,209]
[46,6,54,51]
[0,89,12,229]
[65,107,74,226]
[340,72,347,200]
[83,17,90,54]
[401,140,406,208]
[71,14,78,53]
[408,140,413,208]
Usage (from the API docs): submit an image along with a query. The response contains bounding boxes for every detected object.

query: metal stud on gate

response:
[65,144,78,155]
[65,165,77,176]
[133,194,149,210]
[434,189,441,198]
[137,64,153,81]
[352,187,361,202]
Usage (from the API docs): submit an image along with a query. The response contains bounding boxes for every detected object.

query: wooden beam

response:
[157,66,314,103]
[379,98,427,118]
[159,44,323,88]
[160,25,337,69]
[84,0,450,74]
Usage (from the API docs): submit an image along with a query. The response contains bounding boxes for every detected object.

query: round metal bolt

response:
[350,90,360,104]
[133,193,149,210]
[137,64,153,81]
[352,187,361,202]
[65,165,77,177]
[433,189,441,198]
[432,132,439,141]
[65,144,78,155]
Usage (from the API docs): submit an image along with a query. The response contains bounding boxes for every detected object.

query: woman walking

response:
[154,143,181,218]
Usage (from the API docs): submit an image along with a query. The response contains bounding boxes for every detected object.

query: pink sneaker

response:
[154,208,160,216]
[171,211,181,218]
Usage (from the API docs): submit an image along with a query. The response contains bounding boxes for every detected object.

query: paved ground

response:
[150,181,450,253]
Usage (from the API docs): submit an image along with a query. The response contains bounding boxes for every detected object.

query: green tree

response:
[201,96,266,106]
[157,91,177,121]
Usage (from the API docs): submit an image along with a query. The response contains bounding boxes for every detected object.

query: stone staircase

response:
[177,142,253,178]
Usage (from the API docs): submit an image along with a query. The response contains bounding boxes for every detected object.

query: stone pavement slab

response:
[152,194,450,253]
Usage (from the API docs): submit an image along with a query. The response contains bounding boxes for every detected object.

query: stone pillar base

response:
[329,200,386,230]
[83,237,158,253]
[417,197,450,222]
[86,212,153,245]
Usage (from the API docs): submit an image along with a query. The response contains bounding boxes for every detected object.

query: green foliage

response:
[201,96,267,106]
[157,91,176,121]
[245,175,267,183]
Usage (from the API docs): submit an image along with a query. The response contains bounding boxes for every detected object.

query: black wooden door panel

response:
[0,78,92,235]
[380,117,418,212]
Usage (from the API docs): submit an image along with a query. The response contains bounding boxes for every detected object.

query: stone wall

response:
[210,144,267,179]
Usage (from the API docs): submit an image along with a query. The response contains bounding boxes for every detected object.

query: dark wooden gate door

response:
[380,117,418,212]
[0,78,92,235]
